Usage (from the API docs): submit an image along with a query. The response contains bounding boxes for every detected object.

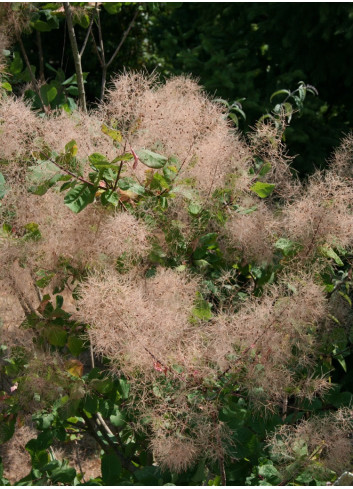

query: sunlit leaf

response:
[250,181,275,198]
[136,149,168,169]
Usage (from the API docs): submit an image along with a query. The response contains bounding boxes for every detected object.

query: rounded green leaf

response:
[64,184,97,213]
[136,149,168,169]
[110,411,126,427]
[1,82,12,92]
[9,52,23,75]
[67,336,84,356]
[31,20,52,32]
[88,153,110,166]
[250,181,275,198]
[45,326,67,347]
[40,84,57,105]
[188,202,202,216]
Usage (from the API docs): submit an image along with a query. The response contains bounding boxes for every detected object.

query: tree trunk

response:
[63,2,87,112]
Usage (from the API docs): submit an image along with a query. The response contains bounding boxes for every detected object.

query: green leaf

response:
[40,84,57,105]
[28,449,50,469]
[117,177,135,190]
[67,336,84,356]
[64,183,97,213]
[31,19,52,32]
[137,149,168,169]
[117,379,130,399]
[250,181,275,198]
[82,395,99,415]
[24,222,41,241]
[101,190,120,206]
[65,139,78,156]
[50,464,76,483]
[88,153,110,167]
[319,245,344,265]
[270,89,290,102]
[0,416,15,444]
[103,2,122,14]
[110,411,126,428]
[45,326,67,347]
[77,13,90,29]
[101,124,122,142]
[62,73,76,86]
[66,85,79,96]
[1,82,12,92]
[188,202,202,216]
[192,293,213,321]
[117,178,145,196]
[150,172,170,190]
[35,269,55,288]
[30,176,66,196]
[33,413,54,431]
[258,463,281,484]
[233,204,258,215]
[134,466,161,484]
[101,452,122,485]
[0,173,6,199]
[258,161,272,177]
[10,52,23,75]
[274,238,300,257]
[111,153,134,163]
[90,378,113,394]
[128,183,145,196]
[338,291,352,307]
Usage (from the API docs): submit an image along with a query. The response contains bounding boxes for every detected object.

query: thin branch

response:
[79,13,95,58]
[90,343,95,369]
[36,31,45,83]
[97,7,139,101]
[61,18,67,69]
[50,155,135,212]
[95,5,106,65]
[74,440,86,483]
[94,6,107,102]
[90,30,103,67]
[106,9,139,69]
[64,2,87,112]
[81,411,135,472]
[113,161,124,191]
[49,157,106,189]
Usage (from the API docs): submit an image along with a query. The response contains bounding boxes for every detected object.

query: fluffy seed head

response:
[76,268,199,375]
[283,171,353,256]
[267,408,353,476]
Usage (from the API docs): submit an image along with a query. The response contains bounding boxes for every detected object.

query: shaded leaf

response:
[101,452,122,485]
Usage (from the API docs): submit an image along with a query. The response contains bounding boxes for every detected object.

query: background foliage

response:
[7,2,353,174]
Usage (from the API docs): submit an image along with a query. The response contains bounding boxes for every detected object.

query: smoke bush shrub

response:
[1,73,353,485]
